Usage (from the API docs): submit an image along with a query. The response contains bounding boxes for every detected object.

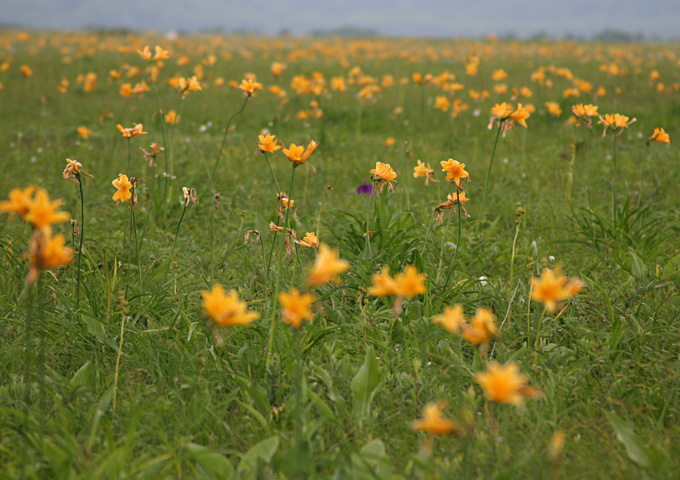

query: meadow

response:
[0,30,679,479]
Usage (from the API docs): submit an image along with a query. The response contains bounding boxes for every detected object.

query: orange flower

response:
[27,231,74,284]
[475,362,538,407]
[257,133,282,153]
[598,113,636,137]
[491,102,512,119]
[411,402,459,435]
[137,46,152,61]
[24,189,70,229]
[178,76,202,96]
[282,140,317,166]
[545,102,562,117]
[531,266,583,313]
[307,244,349,286]
[117,123,148,138]
[0,185,36,219]
[152,46,170,62]
[440,159,469,186]
[297,232,319,248]
[461,307,498,345]
[77,126,92,140]
[370,162,397,192]
[648,127,670,144]
[393,265,427,299]
[278,288,315,329]
[165,110,179,124]
[112,174,133,205]
[239,78,263,96]
[413,160,436,185]
[271,62,286,77]
[433,304,466,334]
[368,266,399,297]
[201,284,259,327]
[510,103,530,128]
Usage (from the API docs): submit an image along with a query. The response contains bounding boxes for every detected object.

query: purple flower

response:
[356,183,373,195]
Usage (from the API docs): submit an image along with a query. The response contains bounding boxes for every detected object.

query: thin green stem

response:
[163,203,187,285]
[212,95,249,182]
[533,307,547,365]
[442,200,463,294]
[262,151,282,192]
[365,190,373,258]
[264,167,296,372]
[637,144,649,209]
[126,139,131,173]
[420,210,436,258]
[210,200,215,287]
[76,177,85,310]
[509,221,521,286]
[112,308,126,411]
[131,193,143,292]
[612,134,618,228]
[476,124,502,233]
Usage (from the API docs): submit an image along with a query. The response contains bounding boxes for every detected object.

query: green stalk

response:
[212,95,249,181]
[420,210,436,258]
[210,198,215,287]
[76,176,85,310]
[509,220,521,286]
[476,124,502,233]
[163,202,188,285]
[532,307,547,365]
[112,308,126,411]
[126,138,131,172]
[612,134,618,228]
[441,198,463,294]
[262,151,282,192]
[264,167,296,371]
[637,143,649,209]
[131,191,143,292]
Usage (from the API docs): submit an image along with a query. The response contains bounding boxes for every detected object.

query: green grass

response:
[1,31,679,479]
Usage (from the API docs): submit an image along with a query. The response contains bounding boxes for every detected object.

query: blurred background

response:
[3,0,680,40]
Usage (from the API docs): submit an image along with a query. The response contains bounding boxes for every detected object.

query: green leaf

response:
[237,436,279,475]
[69,360,94,388]
[605,411,648,466]
[630,251,647,279]
[186,443,233,479]
[351,346,381,424]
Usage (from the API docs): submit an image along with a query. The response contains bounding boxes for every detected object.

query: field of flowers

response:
[1,30,679,478]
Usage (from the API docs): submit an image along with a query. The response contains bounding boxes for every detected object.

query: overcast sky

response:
[4,0,680,38]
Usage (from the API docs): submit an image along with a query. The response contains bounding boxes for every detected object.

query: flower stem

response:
[126,139,131,173]
[130,193,143,292]
[637,143,649,209]
[533,307,547,365]
[476,124,502,233]
[112,308,126,411]
[76,177,85,310]
[612,134,618,228]
[509,220,521,286]
[420,210,436,258]
[264,167,296,372]
[442,199,463,294]
[163,203,187,285]
[262,151,282,193]
[212,95,249,182]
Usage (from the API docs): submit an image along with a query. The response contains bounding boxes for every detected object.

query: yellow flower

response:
[165,110,179,124]
[283,140,317,166]
[411,402,459,435]
[307,244,350,286]
[20,65,32,77]
[24,189,70,229]
[598,113,636,137]
[152,46,170,62]
[257,133,282,153]
[491,69,507,81]
[27,231,74,284]
[531,267,583,313]
[117,123,148,138]
[370,162,398,192]
[112,174,133,205]
[433,305,466,334]
[77,126,92,140]
[475,362,534,407]
[368,266,399,297]
[545,102,562,117]
[239,78,263,96]
[0,185,36,219]
[413,160,435,185]
[297,232,319,249]
[271,62,286,77]
[461,307,498,345]
[393,265,427,299]
[491,102,512,119]
[201,284,259,327]
[648,127,670,144]
[137,46,152,61]
[178,76,202,96]
[510,103,530,128]
[434,96,450,111]
[440,159,469,186]
[279,288,315,329]
[583,104,599,117]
